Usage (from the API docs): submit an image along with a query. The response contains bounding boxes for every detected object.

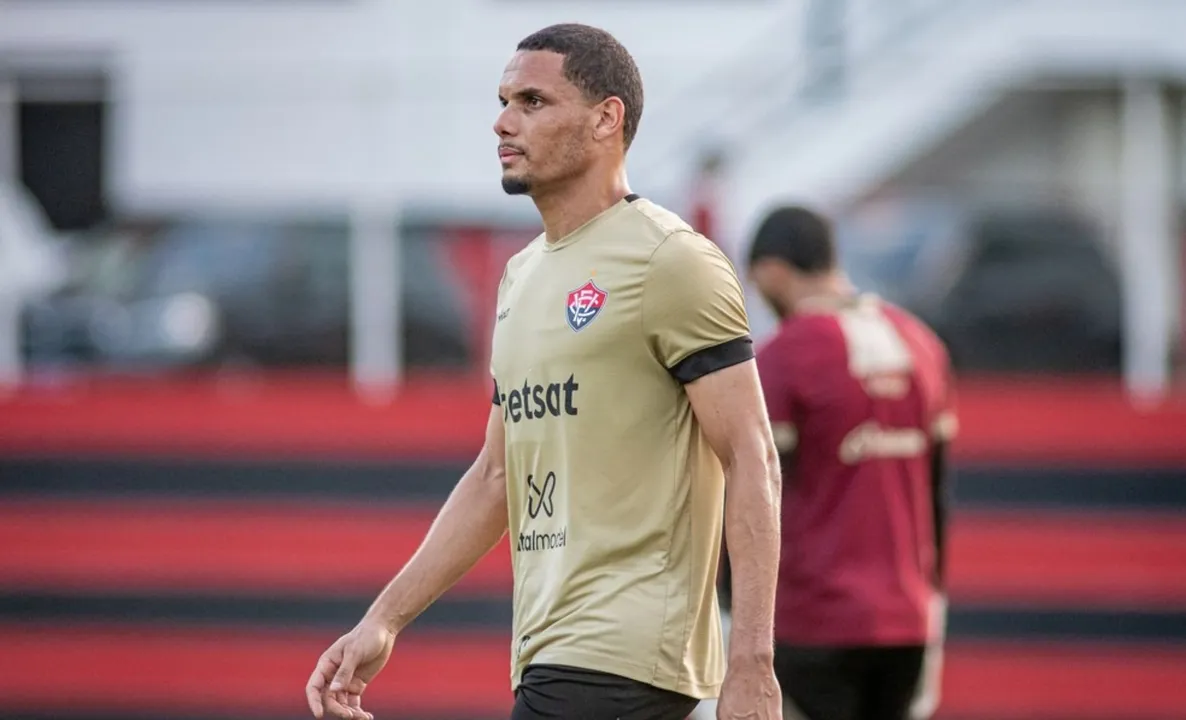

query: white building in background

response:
[0,0,803,214]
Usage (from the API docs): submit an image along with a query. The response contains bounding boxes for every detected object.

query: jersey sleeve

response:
[642,230,753,383]
[757,338,799,454]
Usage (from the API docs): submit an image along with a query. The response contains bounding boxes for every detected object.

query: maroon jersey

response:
[757,294,956,646]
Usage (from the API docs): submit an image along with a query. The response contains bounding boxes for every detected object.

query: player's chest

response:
[491,257,645,373]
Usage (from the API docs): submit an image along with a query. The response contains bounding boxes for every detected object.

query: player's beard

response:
[502,134,588,197]
[501,174,532,195]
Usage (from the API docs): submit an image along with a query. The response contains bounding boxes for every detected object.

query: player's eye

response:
[498,98,508,108]
[526,96,544,109]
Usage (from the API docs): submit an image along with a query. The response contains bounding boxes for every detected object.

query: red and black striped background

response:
[1,375,1185,720]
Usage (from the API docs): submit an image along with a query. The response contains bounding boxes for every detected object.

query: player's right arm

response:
[305,405,508,720]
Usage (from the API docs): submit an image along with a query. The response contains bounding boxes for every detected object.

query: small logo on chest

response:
[566,280,608,332]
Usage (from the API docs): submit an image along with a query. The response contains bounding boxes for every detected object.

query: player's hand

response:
[306,618,396,719]
[716,655,782,720]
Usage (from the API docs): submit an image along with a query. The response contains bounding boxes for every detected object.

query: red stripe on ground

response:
[0,374,489,461]
[0,499,511,595]
[0,623,512,717]
[951,378,1186,464]
[940,641,1186,718]
[949,511,1186,607]
[0,625,1183,718]
[6,500,1184,609]
[2,374,1185,463]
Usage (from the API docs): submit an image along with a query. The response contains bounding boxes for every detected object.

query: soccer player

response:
[745,206,956,720]
[304,23,784,720]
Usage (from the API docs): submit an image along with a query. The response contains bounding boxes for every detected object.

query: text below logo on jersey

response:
[566,280,608,332]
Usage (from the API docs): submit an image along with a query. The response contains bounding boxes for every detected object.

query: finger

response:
[346,676,368,695]
[346,678,372,720]
[340,675,368,719]
[324,683,355,716]
[305,678,324,719]
[305,654,337,719]
[326,647,360,719]
[325,688,357,720]
[347,691,374,720]
[329,647,360,694]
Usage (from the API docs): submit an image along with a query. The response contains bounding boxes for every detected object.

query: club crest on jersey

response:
[566,280,608,332]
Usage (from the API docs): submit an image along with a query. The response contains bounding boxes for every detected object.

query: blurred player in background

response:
[306,23,783,720]
[744,206,956,720]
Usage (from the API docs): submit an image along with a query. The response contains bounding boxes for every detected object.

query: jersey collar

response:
[542,195,640,252]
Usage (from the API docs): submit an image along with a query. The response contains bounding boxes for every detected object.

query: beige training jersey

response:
[489,194,752,699]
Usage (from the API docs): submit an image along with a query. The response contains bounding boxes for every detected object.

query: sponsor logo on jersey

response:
[839,421,928,464]
[499,375,580,424]
[519,471,567,553]
[527,472,556,519]
[518,527,567,552]
[566,280,607,332]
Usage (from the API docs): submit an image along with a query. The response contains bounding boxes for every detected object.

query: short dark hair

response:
[748,205,837,274]
[517,23,644,151]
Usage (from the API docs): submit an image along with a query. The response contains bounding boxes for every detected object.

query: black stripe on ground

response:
[0,592,510,631]
[5,591,1186,644]
[947,604,1186,644]
[953,465,1186,510]
[0,456,469,500]
[4,456,1186,509]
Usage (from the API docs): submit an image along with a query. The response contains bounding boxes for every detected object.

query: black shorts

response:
[511,664,699,720]
[774,644,925,720]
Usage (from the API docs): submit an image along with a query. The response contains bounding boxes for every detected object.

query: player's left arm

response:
[644,231,781,669]
[686,360,782,664]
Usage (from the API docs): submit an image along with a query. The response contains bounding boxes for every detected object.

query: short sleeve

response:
[490,265,510,406]
[643,231,753,383]
[757,339,799,454]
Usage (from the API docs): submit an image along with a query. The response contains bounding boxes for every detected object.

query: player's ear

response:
[592,96,626,144]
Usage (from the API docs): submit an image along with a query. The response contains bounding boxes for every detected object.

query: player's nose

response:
[493,106,518,138]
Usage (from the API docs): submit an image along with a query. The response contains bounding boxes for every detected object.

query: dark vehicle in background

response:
[934,209,1123,373]
[838,196,1123,374]
[21,216,472,374]
[24,199,1128,379]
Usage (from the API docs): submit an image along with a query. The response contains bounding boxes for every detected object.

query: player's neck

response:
[534,166,632,242]
[790,273,856,315]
